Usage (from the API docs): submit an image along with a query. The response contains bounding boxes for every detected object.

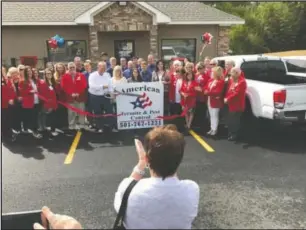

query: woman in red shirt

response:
[169,65,185,131]
[18,66,42,139]
[40,68,59,137]
[54,63,68,130]
[8,67,23,134]
[194,62,210,130]
[180,69,197,129]
[204,66,225,136]
[2,67,17,141]
[224,67,247,141]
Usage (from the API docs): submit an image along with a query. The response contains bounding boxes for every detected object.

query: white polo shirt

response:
[88,71,113,96]
[114,177,200,229]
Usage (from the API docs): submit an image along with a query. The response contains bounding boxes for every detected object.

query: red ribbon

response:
[37,94,187,120]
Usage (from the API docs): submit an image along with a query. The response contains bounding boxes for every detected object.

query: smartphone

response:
[2,210,49,230]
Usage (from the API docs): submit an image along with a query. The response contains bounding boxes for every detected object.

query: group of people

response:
[1,52,247,143]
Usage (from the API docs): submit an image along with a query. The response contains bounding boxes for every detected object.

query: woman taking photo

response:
[180,69,197,129]
[204,66,225,136]
[114,125,199,229]
[40,68,59,137]
[19,66,42,139]
[127,68,142,83]
[152,60,170,115]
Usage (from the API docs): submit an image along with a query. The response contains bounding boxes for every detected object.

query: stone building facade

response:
[90,2,158,63]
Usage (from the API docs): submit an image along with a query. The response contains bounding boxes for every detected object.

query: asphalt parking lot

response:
[2,124,306,229]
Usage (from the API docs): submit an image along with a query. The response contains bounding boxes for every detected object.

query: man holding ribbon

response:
[88,61,116,133]
[61,62,87,130]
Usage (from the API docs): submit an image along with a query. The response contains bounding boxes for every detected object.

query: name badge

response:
[49,86,54,90]
[76,76,81,81]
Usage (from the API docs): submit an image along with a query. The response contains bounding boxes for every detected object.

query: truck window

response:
[240,61,268,81]
[286,60,306,73]
[241,60,306,84]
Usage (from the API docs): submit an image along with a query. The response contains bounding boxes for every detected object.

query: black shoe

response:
[11,133,17,142]
[228,135,237,141]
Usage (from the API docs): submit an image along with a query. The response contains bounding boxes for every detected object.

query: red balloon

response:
[48,39,58,49]
[201,32,213,44]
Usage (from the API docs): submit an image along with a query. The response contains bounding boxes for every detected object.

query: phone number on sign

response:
[119,120,162,128]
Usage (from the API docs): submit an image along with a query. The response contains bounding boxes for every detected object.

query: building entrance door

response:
[114,40,135,63]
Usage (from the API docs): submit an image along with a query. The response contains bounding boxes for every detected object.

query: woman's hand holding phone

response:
[134,139,146,169]
[33,206,82,229]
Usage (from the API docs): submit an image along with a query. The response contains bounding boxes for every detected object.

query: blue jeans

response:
[89,94,115,129]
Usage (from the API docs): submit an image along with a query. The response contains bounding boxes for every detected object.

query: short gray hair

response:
[173,60,182,66]
[110,57,117,62]
[67,62,76,69]
[231,67,241,75]
[225,59,235,66]
[74,56,81,62]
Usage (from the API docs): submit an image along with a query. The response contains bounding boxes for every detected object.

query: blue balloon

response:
[52,34,61,41]
[57,37,65,48]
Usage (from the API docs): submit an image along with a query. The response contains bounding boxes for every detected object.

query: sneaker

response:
[207,130,213,135]
[55,128,64,133]
[12,129,20,134]
[28,129,33,134]
[33,132,42,139]
[97,129,103,133]
[112,128,119,133]
[11,133,17,142]
[51,131,59,137]
[210,130,217,136]
[228,135,237,141]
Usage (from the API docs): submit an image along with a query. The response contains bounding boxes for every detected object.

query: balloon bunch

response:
[48,34,65,49]
[201,32,213,44]
[199,32,213,58]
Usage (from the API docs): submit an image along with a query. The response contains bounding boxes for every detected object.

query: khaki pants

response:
[68,102,85,129]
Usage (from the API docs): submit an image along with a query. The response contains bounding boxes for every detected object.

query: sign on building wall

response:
[115,82,164,130]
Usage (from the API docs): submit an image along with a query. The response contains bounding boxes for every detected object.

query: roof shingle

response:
[2,2,244,24]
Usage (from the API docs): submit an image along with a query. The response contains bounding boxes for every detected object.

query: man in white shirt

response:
[88,61,116,132]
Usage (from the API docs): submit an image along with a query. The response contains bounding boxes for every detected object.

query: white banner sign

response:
[115,82,164,130]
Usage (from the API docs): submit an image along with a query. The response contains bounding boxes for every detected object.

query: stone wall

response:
[217,27,230,56]
[89,2,158,62]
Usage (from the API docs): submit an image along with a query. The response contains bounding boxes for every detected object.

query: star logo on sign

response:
[131,98,143,109]
[130,93,152,109]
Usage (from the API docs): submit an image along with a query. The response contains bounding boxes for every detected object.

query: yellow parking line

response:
[189,130,215,153]
[64,131,82,164]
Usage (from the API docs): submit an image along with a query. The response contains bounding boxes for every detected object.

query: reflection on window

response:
[286,60,306,73]
[161,39,196,63]
[46,40,87,62]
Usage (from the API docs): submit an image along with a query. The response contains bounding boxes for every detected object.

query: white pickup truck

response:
[212,55,306,126]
